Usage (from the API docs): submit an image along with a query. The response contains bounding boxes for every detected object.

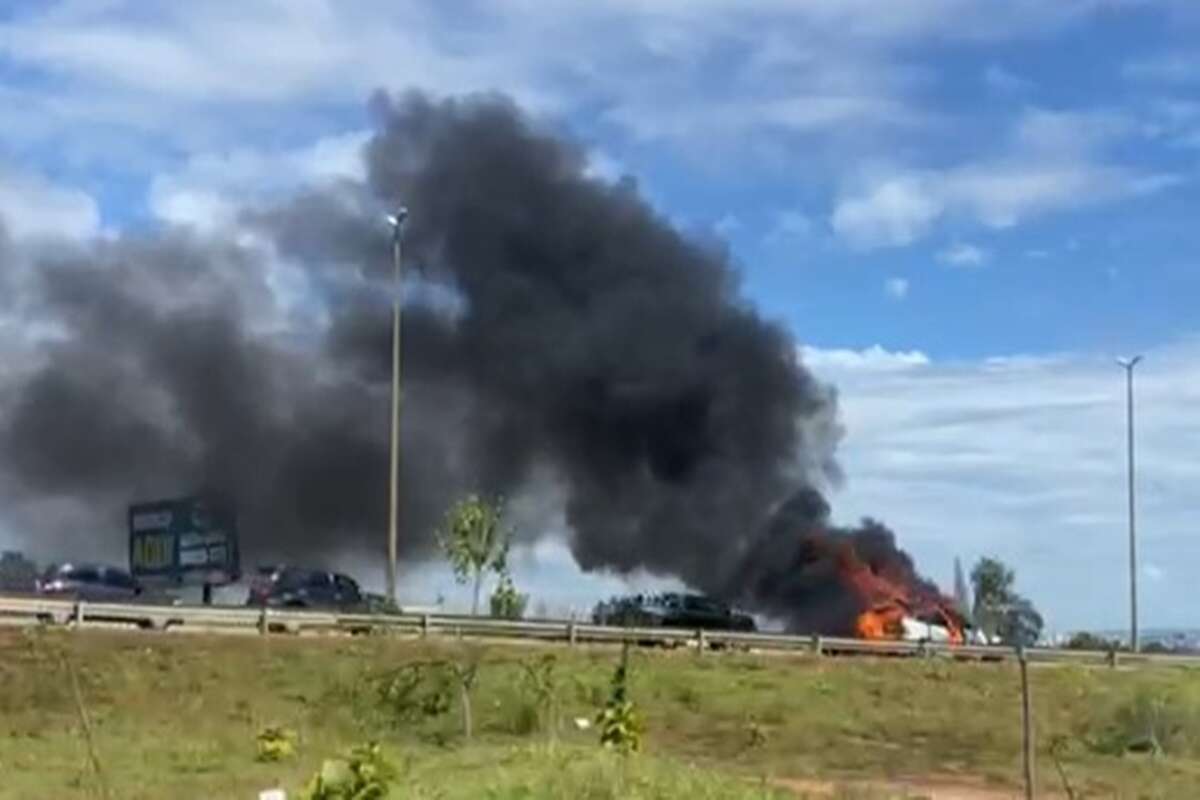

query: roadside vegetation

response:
[2,628,1199,798]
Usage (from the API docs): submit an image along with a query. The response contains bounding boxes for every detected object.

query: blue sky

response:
[1,0,1198,632]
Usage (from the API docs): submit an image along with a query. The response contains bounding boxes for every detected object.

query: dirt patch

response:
[774,775,1044,799]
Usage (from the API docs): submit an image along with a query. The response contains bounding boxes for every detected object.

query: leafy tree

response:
[970,557,1014,610]
[435,495,511,615]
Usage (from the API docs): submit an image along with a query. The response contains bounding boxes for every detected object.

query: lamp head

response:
[1116,355,1143,369]
[386,206,409,230]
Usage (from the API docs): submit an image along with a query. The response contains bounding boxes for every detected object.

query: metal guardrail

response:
[0,594,1196,668]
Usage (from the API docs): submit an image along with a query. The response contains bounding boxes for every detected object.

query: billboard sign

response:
[128,496,240,585]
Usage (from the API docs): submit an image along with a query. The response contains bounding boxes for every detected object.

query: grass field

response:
[2,628,1199,798]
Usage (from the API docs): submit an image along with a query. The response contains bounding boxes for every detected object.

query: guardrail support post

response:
[811,634,823,656]
[696,629,707,654]
[421,613,430,638]
[258,607,268,636]
[73,600,85,628]
[567,621,577,647]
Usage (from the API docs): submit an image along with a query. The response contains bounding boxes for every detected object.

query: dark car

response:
[246,566,366,612]
[37,562,144,602]
[594,592,757,632]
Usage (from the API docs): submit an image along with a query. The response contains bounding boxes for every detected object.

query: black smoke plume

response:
[0,91,929,631]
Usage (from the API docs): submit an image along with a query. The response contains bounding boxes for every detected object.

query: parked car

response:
[594,592,757,632]
[38,562,145,602]
[35,562,180,629]
[246,566,366,612]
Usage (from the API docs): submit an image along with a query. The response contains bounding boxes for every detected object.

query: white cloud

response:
[0,0,1141,176]
[984,64,1032,93]
[830,107,1181,248]
[339,528,683,617]
[803,337,1200,630]
[937,242,989,268]
[1125,52,1200,84]
[583,149,626,183]
[713,213,743,238]
[801,344,930,372]
[764,209,815,245]
[830,177,943,248]
[0,165,100,241]
[884,277,910,300]
[148,130,369,230]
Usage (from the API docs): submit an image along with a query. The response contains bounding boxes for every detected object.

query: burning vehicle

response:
[729,490,987,645]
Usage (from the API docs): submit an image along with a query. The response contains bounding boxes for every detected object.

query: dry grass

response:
[1,628,1198,798]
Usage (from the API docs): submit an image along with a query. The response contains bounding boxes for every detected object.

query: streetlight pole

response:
[1117,355,1142,653]
[386,207,408,608]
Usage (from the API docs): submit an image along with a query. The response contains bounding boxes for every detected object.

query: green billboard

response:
[128,496,240,585]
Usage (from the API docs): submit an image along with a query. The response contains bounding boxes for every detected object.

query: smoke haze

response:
[0,90,933,631]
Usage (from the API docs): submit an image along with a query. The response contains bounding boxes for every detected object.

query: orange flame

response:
[855,604,905,639]
[824,537,965,643]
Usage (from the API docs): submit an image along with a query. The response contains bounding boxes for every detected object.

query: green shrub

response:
[375,663,453,725]
[1086,687,1200,757]
[300,741,398,800]
[490,572,528,620]
[255,725,297,762]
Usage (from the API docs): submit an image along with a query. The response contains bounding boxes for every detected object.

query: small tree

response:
[970,557,1014,611]
[520,654,561,742]
[597,642,644,754]
[489,571,528,620]
[435,494,511,615]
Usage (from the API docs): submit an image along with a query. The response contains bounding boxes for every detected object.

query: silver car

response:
[37,563,143,602]
[37,562,180,628]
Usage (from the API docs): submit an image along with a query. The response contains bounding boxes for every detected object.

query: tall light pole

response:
[385,206,408,607]
[1117,355,1142,652]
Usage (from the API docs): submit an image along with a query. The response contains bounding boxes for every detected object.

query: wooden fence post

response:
[421,613,430,639]
[1018,645,1035,800]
